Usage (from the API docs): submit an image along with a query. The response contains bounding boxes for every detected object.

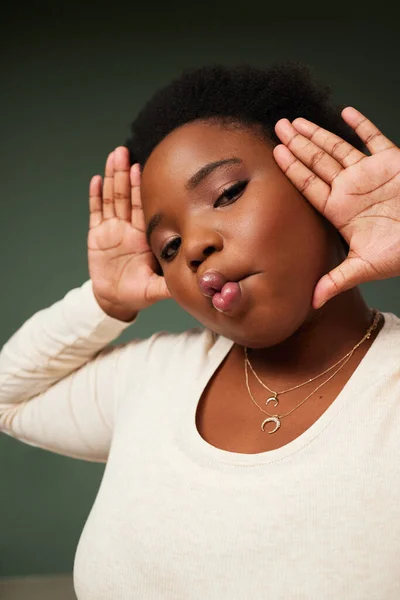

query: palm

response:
[88,218,163,310]
[273,106,400,308]
[327,148,400,279]
[88,147,171,317]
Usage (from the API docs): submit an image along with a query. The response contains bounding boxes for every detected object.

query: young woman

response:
[1,62,400,599]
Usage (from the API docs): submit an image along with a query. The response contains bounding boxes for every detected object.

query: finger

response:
[130,163,146,235]
[103,151,116,220]
[113,146,131,221]
[273,144,331,215]
[291,117,365,167]
[89,175,103,228]
[130,162,142,206]
[312,254,372,309]
[275,118,345,185]
[148,273,173,302]
[341,106,396,154]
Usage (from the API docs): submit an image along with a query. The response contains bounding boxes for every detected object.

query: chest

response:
[195,354,356,454]
[74,432,400,600]
[73,353,400,599]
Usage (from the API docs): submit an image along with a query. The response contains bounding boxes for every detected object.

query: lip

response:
[198,270,229,297]
[198,269,259,295]
[211,281,242,313]
[198,269,261,316]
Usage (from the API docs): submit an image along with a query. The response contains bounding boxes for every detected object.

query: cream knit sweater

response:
[1,279,400,599]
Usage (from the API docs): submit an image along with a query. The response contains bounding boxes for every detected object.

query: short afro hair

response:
[126,61,361,255]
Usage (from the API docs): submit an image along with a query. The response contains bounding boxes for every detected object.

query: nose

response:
[184,227,223,272]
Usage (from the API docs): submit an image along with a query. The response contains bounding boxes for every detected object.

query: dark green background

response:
[1,7,399,577]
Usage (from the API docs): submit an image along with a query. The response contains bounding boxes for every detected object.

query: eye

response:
[159,179,249,262]
[160,236,181,262]
[213,179,249,208]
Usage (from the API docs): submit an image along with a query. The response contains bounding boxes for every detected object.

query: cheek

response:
[163,267,197,305]
[164,262,219,323]
[240,180,329,283]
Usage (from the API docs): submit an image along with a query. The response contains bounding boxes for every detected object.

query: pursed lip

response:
[197,269,260,298]
[198,270,228,297]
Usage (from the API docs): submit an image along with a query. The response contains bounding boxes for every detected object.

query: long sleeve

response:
[0,279,139,462]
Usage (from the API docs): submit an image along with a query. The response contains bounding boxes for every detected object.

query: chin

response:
[178,279,313,349]
[211,298,314,349]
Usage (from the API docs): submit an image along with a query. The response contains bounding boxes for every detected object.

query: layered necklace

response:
[244,309,381,434]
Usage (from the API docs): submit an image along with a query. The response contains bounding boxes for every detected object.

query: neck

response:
[241,288,382,386]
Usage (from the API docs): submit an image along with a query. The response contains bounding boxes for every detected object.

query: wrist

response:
[93,291,138,323]
[105,309,138,323]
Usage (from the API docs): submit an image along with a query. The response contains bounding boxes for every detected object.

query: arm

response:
[0,144,174,462]
[0,279,138,462]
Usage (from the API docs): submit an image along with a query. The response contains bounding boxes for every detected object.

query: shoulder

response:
[379,310,400,346]
[134,325,219,363]
[112,326,223,385]
[369,310,400,383]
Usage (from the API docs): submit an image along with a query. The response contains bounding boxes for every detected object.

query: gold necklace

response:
[244,309,381,434]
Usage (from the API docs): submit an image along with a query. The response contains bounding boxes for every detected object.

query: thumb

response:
[148,273,173,303]
[311,255,369,310]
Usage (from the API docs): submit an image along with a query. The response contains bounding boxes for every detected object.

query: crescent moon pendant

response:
[261,416,281,434]
[266,396,279,407]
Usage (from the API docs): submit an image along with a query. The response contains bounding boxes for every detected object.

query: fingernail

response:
[292,118,313,133]
[131,164,141,180]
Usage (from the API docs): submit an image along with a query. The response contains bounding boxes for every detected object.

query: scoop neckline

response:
[177,310,395,467]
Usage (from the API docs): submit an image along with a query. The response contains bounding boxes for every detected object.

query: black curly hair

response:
[126,61,362,256]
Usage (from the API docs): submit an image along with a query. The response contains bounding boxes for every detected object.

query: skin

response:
[89,107,398,445]
[140,119,383,382]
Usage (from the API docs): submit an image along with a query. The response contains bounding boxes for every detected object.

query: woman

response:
[1,62,400,598]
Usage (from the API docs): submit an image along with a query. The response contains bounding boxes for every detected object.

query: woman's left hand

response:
[273,107,400,310]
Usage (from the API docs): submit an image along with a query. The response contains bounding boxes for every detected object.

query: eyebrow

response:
[185,156,243,191]
[145,157,243,246]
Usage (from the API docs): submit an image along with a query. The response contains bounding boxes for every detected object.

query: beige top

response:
[1,279,400,599]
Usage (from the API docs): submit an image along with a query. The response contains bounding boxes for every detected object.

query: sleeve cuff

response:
[61,279,139,341]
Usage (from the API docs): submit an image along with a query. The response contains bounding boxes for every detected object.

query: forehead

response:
[140,120,269,206]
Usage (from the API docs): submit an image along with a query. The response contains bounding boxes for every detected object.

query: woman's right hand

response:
[87,146,172,321]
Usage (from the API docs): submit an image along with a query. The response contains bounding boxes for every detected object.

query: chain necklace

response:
[244,309,381,434]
